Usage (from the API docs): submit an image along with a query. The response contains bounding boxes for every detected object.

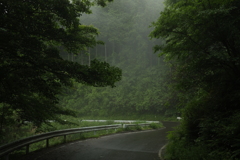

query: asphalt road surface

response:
[22,122,178,160]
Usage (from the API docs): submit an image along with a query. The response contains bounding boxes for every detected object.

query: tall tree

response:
[0,0,121,133]
[151,0,240,159]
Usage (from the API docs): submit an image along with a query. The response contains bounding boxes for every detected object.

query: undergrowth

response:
[3,120,163,160]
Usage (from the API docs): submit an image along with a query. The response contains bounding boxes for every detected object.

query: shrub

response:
[164,129,209,160]
[135,125,142,131]
[149,123,163,129]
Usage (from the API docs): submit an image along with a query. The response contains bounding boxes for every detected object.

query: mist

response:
[58,0,178,119]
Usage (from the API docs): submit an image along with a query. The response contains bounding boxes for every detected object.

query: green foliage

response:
[151,0,240,159]
[149,123,163,129]
[0,0,122,141]
[135,125,143,131]
[9,121,161,159]
[165,133,209,160]
[57,0,179,119]
[123,125,142,132]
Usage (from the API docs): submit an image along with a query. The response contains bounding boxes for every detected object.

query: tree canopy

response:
[0,0,121,130]
[151,0,240,159]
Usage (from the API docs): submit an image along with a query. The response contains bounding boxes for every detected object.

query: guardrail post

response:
[0,123,157,158]
[46,138,49,148]
[26,144,29,154]
[63,135,66,143]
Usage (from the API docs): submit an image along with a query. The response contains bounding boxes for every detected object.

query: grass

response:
[3,117,164,160]
[1,114,168,146]
[7,128,119,160]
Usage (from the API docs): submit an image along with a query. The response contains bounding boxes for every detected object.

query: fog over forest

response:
[2,0,240,159]
[58,0,178,119]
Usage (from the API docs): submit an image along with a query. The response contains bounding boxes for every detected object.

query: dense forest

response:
[0,0,121,143]
[58,0,179,118]
[1,0,178,144]
[151,0,240,159]
[2,0,240,159]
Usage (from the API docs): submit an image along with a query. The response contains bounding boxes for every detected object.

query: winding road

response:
[22,122,178,160]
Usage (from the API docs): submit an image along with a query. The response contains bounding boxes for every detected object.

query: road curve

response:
[22,122,178,160]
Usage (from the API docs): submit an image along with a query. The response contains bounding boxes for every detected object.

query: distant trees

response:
[151,0,240,159]
[0,0,121,137]
[57,0,180,118]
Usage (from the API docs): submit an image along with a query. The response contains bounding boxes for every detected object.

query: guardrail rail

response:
[0,123,154,160]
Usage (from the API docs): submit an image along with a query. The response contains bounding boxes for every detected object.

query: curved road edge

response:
[159,143,167,160]
[19,121,178,160]
[158,121,180,160]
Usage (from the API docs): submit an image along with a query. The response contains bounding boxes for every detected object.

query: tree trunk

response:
[112,42,115,64]
[105,44,107,62]
[89,48,91,66]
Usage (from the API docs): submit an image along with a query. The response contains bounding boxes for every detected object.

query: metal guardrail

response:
[0,123,153,160]
[123,123,150,128]
[0,124,121,160]
[81,120,160,123]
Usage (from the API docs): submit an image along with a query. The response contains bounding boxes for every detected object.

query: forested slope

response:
[58,0,179,118]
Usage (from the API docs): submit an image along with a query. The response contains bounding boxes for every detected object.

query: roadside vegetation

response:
[4,0,239,159]
[1,0,177,150]
[6,120,163,160]
[151,0,240,159]
[1,115,171,146]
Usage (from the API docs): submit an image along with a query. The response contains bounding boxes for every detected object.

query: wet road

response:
[23,122,178,160]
